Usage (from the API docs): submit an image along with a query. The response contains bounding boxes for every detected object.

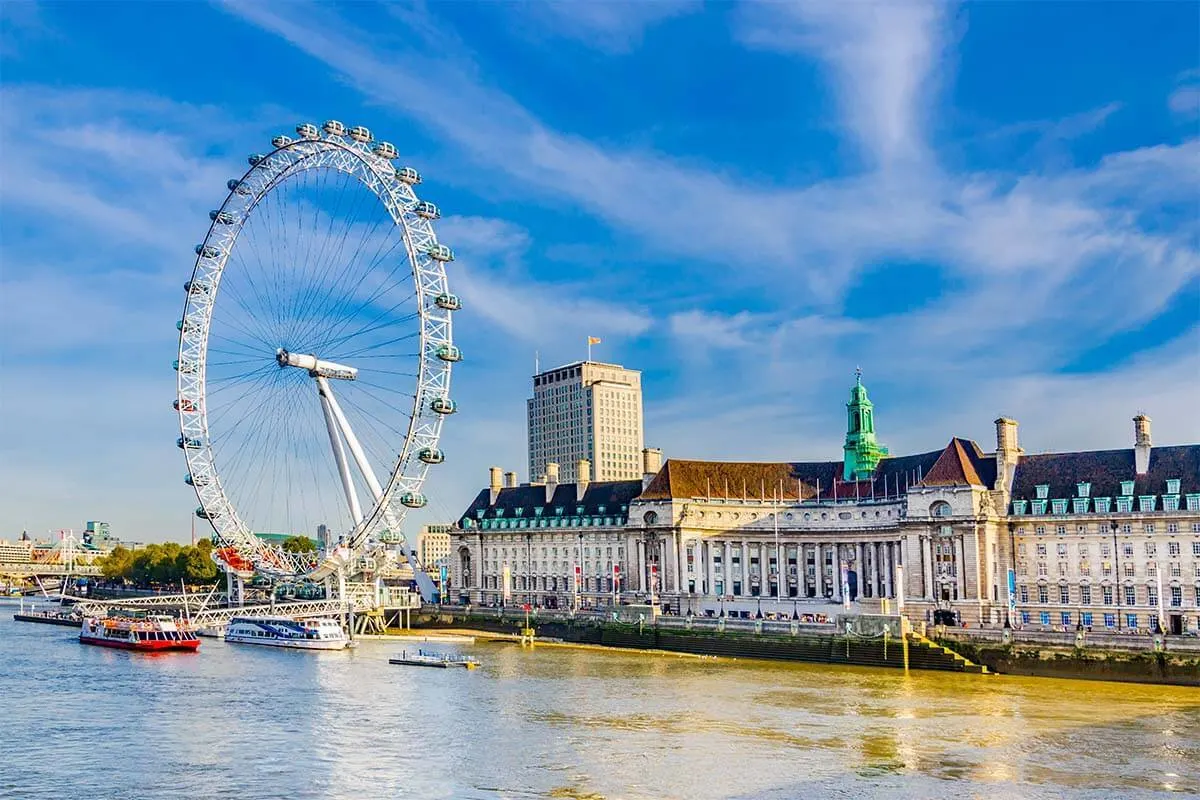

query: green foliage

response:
[99,546,134,581]
[98,542,222,587]
[282,535,317,553]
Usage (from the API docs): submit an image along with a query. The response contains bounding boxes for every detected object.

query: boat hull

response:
[224,634,351,651]
[79,635,200,652]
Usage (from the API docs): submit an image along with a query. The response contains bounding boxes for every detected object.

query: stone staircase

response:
[906,633,990,674]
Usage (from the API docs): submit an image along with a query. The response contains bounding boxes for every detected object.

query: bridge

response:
[0,563,102,578]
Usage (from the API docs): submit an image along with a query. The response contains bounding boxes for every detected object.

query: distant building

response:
[0,539,34,563]
[419,525,452,569]
[528,360,647,483]
[453,373,1200,635]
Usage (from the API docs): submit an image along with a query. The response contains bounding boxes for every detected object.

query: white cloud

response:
[736,0,949,169]
[528,1,698,54]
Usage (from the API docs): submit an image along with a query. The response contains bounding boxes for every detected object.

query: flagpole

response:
[587,337,592,362]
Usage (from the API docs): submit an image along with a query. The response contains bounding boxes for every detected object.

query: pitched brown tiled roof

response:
[640,446,960,501]
[920,438,987,487]
[1011,445,1200,500]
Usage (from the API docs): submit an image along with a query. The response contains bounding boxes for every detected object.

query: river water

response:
[1,608,1197,799]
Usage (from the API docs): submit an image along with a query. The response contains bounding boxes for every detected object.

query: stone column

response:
[884,542,894,598]
[922,536,934,599]
[956,535,967,600]
[741,540,750,596]
[832,544,842,603]
[675,533,685,595]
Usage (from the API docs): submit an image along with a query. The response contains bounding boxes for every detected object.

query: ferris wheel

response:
[175,120,459,589]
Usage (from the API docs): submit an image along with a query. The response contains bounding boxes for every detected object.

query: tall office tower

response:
[528,360,644,482]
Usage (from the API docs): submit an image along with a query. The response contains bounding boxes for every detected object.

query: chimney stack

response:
[489,466,503,504]
[504,471,518,488]
[642,447,663,489]
[576,459,591,501]
[1134,414,1152,475]
[545,461,559,503]
[993,417,1022,494]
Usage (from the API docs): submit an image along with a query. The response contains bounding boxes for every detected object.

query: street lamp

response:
[1110,520,1122,632]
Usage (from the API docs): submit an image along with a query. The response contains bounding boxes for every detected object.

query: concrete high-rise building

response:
[419,524,452,568]
[528,360,645,482]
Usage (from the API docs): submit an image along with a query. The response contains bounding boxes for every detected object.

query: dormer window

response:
[1051,499,1068,515]
[1093,497,1111,513]
[1120,481,1135,496]
[1031,499,1048,515]
[1163,495,1180,512]
[1076,482,1091,498]
[1012,500,1028,515]
[1116,497,1133,513]
[1138,496,1156,513]
[1035,485,1050,500]
[534,507,544,517]
[598,505,607,514]
[576,505,585,515]
[475,509,485,518]
[1186,494,1200,511]
[554,506,564,516]
[514,507,523,517]
[1166,478,1181,495]
[1072,498,1090,514]
[495,508,505,517]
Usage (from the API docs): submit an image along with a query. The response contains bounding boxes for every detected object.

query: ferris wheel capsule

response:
[373,141,398,159]
[248,154,265,166]
[209,210,235,224]
[418,448,445,464]
[395,166,421,185]
[426,243,453,262]
[431,397,457,415]
[271,135,293,148]
[414,201,440,220]
[434,293,461,311]
[323,120,346,136]
[435,344,462,362]
[399,492,427,508]
[296,122,320,140]
[195,244,221,259]
[227,179,250,195]
[348,125,372,143]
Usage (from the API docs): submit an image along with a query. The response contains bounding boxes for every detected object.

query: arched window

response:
[643,510,658,526]
[931,501,952,517]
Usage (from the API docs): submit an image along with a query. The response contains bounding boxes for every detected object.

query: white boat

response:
[224,616,353,650]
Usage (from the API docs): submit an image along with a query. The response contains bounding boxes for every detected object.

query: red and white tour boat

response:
[79,615,201,652]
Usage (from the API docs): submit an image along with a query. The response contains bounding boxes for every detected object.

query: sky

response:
[1,0,1197,543]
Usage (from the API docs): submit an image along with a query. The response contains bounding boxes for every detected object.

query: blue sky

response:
[1,1,1197,542]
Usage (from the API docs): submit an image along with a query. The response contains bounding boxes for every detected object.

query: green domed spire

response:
[843,368,888,481]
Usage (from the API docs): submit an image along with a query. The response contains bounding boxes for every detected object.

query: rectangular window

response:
[1038,586,1049,604]
[1171,586,1182,607]
[1061,612,1071,626]
[1082,612,1093,627]
[1145,542,1157,556]
[1148,586,1158,606]
[1122,543,1134,557]
[1081,585,1091,604]
[1056,525,1067,535]
[1125,586,1136,606]
[1144,523,1156,534]
[1078,543,1089,557]
[1193,542,1200,557]
[1040,612,1051,626]
[1019,585,1029,603]
[1103,613,1116,629]
[1126,613,1139,629]
[1059,586,1070,604]
[1035,525,1046,536]
[1018,543,1027,555]
[1168,541,1180,556]
[1036,543,1047,556]
[1021,611,1031,625]
[1056,543,1067,556]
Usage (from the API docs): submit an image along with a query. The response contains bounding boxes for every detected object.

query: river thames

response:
[1,610,1197,799]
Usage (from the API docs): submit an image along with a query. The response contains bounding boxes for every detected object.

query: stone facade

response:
[453,377,1200,633]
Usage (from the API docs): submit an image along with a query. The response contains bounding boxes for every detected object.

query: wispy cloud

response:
[735,1,950,169]
[527,0,698,54]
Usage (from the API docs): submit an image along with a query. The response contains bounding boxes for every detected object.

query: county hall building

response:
[449,373,1200,635]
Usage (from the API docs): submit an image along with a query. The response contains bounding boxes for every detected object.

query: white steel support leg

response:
[317,377,364,524]
[317,376,385,501]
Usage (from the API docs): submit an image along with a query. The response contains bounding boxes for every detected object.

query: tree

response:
[99,546,134,582]
[282,535,317,553]
[176,546,218,585]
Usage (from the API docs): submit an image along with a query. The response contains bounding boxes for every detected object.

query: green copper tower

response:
[843,368,888,481]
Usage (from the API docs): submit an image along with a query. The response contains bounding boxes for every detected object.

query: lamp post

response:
[1111,520,1122,632]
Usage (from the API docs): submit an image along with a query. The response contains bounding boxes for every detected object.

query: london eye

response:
[175,120,459,594]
